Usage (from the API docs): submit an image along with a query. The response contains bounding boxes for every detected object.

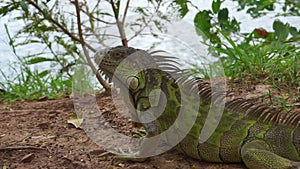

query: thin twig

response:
[128,16,152,41]
[74,0,111,91]
[128,7,157,41]
[84,33,120,38]
[26,0,96,52]
[0,146,46,151]
[73,5,112,47]
[41,36,72,77]
[99,151,111,157]
[122,0,131,25]
[110,0,128,46]
[81,9,115,25]
[83,27,114,48]
[110,0,119,21]
[91,0,101,13]
[127,1,165,42]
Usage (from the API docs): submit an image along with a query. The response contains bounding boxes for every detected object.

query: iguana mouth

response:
[94,46,138,88]
[94,47,119,79]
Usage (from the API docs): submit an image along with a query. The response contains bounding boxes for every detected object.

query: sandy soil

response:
[0,81,299,169]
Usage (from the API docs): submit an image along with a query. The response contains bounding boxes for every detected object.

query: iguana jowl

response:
[95,46,300,169]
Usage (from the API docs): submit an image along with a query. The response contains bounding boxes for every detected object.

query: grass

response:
[0,61,72,103]
[193,28,300,111]
[225,42,298,87]
[198,30,299,89]
[0,24,72,103]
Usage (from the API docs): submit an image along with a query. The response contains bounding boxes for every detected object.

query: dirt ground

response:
[0,81,299,169]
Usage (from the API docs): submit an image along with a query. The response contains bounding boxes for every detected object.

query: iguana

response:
[94,46,300,169]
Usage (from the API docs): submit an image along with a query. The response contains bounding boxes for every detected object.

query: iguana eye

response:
[127,76,139,90]
[114,52,122,58]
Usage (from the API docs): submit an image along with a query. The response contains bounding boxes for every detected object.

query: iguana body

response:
[95,46,300,169]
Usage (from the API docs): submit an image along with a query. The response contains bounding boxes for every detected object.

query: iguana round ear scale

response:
[127,76,139,90]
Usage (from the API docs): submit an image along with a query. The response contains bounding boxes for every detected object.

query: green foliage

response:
[0,0,171,102]
[0,1,24,17]
[0,61,72,103]
[232,0,300,17]
[212,0,221,14]
[273,20,300,41]
[260,89,296,112]
[194,10,214,41]
[0,24,72,102]
[194,7,240,45]
[219,37,299,87]
[171,0,189,17]
[0,1,82,78]
[233,0,276,18]
[193,0,300,91]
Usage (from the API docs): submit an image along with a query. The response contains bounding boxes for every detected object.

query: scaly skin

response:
[95,46,300,169]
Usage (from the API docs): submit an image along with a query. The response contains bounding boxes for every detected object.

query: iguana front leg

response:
[113,134,163,162]
[241,139,300,169]
[114,120,162,162]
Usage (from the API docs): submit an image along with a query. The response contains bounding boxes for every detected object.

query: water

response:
[0,0,299,83]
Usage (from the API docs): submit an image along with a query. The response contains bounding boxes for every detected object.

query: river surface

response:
[0,0,299,83]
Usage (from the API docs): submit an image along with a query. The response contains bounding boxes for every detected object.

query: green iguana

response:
[94,46,300,169]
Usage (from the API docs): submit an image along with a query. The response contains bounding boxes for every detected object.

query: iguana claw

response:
[114,148,147,162]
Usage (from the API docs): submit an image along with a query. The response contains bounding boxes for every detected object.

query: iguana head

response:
[94,46,183,125]
[97,46,158,95]
[94,46,179,92]
[94,46,139,80]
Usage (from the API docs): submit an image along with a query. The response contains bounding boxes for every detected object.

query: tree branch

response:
[81,9,116,25]
[128,5,158,42]
[122,0,131,25]
[26,0,96,52]
[74,0,111,91]
[110,0,128,46]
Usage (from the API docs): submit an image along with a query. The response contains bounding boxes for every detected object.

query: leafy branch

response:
[26,0,95,52]
[73,0,111,90]
[109,0,130,46]
[24,0,112,90]
[0,0,177,97]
